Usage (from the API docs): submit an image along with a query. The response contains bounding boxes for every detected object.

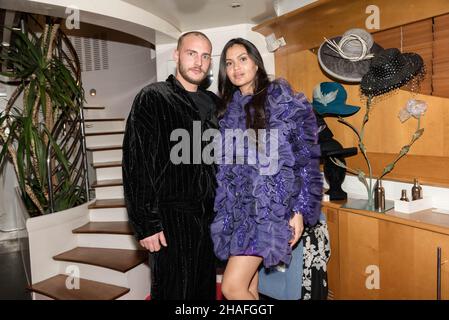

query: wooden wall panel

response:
[270,49,449,186]
[433,14,449,98]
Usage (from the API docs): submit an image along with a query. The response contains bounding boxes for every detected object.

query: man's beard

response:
[178,63,207,85]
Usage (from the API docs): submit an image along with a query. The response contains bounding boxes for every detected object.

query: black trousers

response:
[149,205,216,300]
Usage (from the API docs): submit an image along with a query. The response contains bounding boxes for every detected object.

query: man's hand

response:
[139,231,168,252]
[289,213,304,247]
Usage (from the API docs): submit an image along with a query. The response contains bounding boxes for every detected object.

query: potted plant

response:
[0,16,87,216]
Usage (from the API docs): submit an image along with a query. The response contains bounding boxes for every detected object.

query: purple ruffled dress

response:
[210,79,323,268]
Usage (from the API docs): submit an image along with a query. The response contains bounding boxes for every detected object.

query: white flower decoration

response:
[398,99,428,123]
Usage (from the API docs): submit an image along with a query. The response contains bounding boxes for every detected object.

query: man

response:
[122,31,219,300]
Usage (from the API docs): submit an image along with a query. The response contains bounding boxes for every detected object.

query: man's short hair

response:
[177,31,212,50]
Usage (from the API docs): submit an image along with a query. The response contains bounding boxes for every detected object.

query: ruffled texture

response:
[211,79,323,268]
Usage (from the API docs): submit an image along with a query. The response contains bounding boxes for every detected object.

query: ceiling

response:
[122,0,277,31]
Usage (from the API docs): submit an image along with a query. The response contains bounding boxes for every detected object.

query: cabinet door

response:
[322,205,340,299]
[379,223,449,300]
[339,210,381,299]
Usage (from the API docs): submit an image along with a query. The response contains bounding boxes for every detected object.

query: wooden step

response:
[83,106,105,110]
[91,179,123,188]
[73,222,133,235]
[86,145,123,152]
[88,199,126,209]
[85,118,125,122]
[92,161,122,169]
[28,274,129,300]
[53,247,147,272]
[85,130,125,136]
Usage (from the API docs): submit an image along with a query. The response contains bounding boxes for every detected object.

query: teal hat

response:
[312,82,360,117]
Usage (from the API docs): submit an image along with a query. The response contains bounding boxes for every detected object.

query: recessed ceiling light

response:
[230,2,241,8]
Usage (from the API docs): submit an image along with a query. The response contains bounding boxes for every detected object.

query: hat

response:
[318,28,384,83]
[360,48,425,97]
[312,82,360,117]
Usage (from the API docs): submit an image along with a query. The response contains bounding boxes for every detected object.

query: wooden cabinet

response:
[322,203,341,299]
[323,202,449,300]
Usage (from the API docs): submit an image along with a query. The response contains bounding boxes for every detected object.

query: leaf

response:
[400,146,410,156]
[382,163,394,175]
[331,157,347,169]
[413,128,424,140]
[0,135,10,164]
[356,170,369,190]
[43,126,70,175]
[31,126,47,186]
[358,170,366,180]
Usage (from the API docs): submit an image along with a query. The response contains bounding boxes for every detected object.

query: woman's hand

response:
[289,213,304,247]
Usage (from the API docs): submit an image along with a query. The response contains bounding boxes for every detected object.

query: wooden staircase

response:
[30,275,130,300]
[27,105,151,300]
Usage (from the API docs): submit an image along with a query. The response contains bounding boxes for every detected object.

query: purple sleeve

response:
[288,89,323,226]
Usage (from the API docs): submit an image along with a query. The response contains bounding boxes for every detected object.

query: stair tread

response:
[86,145,123,152]
[73,221,133,235]
[92,161,122,169]
[85,118,125,122]
[88,199,126,209]
[28,274,129,300]
[91,179,123,188]
[85,130,125,136]
[53,247,147,272]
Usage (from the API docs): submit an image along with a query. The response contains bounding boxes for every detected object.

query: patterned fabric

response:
[211,79,323,268]
[301,219,331,300]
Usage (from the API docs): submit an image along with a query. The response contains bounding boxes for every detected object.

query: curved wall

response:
[0,0,181,43]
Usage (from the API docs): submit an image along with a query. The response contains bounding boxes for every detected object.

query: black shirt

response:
[187,90,214,122]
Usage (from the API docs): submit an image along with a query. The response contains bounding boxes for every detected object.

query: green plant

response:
[0,19,86,215]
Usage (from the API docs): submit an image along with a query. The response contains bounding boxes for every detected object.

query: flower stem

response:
[379,115,423,181]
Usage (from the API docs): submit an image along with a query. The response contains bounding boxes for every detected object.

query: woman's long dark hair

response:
[217,38,270,131]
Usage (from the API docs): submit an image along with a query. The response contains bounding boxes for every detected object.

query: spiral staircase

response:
[27,106,151,300]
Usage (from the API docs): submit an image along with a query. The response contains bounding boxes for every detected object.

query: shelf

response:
[253,0,449,52]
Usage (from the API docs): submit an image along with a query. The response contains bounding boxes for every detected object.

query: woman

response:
[211,38,324,300]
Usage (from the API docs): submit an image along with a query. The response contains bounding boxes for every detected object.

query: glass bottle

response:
[374,180,385,211]
[411,179,422,200]
[400,189,409,202]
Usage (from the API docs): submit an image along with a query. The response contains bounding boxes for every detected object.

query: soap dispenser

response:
[411,179,423,200]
